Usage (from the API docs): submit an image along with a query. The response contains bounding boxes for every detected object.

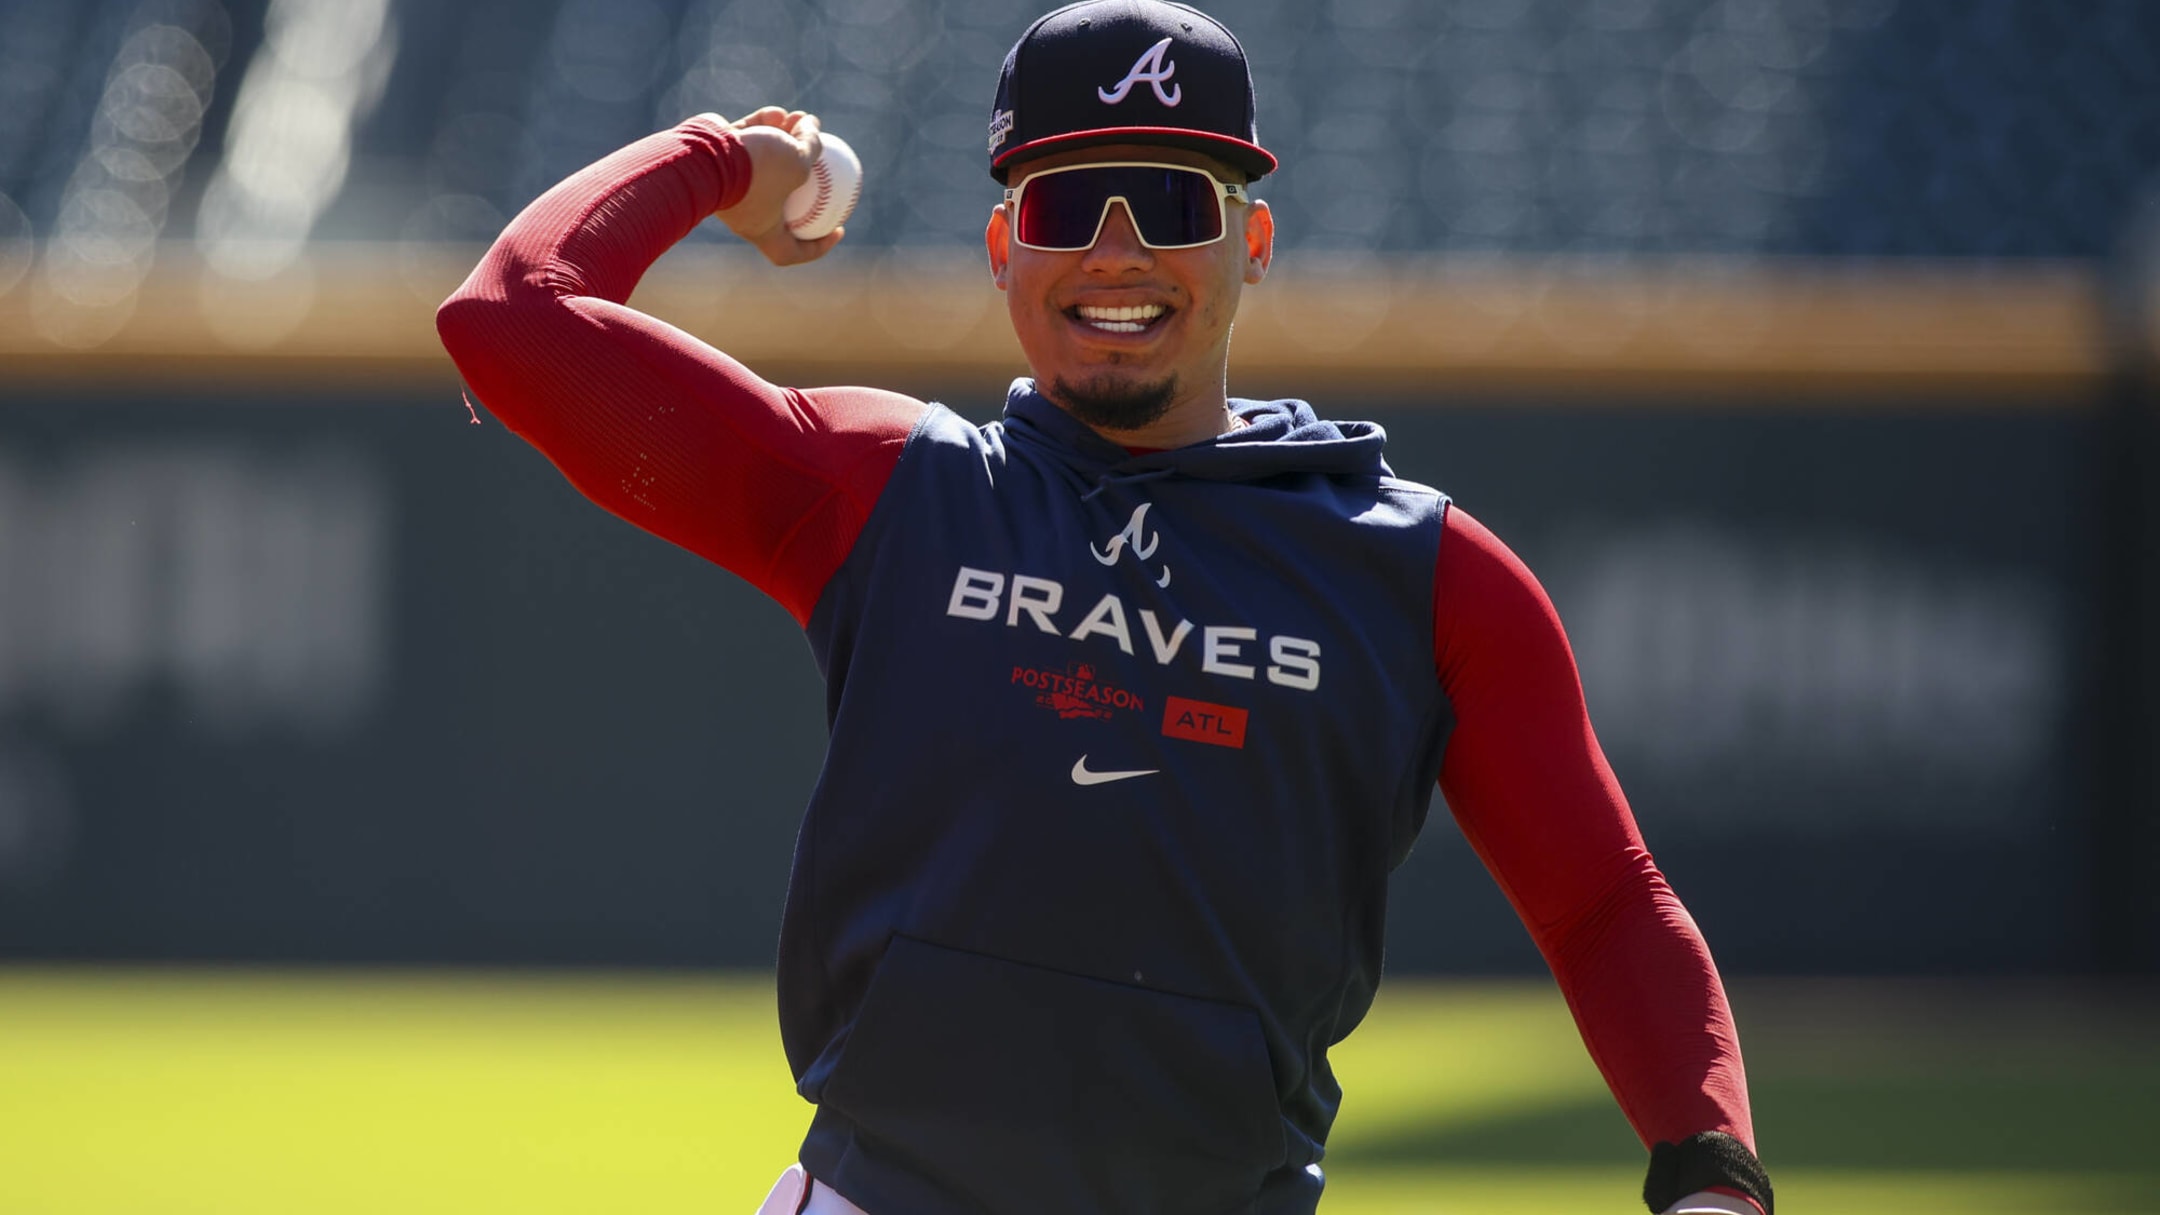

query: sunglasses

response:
[1004,162,1250,252]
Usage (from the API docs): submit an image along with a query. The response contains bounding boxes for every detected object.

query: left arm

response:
[1432,505,1773,1215]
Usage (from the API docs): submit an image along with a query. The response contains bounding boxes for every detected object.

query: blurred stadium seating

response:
[1,0,2155,265]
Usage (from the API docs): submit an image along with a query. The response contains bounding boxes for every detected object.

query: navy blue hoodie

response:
[786,380,1453,1214]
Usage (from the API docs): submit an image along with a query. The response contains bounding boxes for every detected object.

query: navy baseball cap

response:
[988,0,1277,184]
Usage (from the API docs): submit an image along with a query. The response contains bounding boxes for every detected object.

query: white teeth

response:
[1074,303,1167,332]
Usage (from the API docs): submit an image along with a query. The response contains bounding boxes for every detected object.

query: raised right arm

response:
[436,114,926,624]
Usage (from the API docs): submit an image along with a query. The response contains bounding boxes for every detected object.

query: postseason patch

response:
[987,108,1015,154]
[1015,661,1143,721]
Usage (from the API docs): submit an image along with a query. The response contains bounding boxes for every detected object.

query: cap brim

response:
[993,127,1278,184]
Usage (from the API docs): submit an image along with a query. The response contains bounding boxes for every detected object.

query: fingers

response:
[738,108,817,141]
[772,111,823,164]
[734,105,792,130]
[731,108,823,166]
[753,224,845,268]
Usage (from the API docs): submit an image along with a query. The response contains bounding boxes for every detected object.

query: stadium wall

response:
[0,251,2150,975]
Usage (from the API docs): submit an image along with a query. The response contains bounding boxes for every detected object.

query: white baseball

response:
[783,132,862,241]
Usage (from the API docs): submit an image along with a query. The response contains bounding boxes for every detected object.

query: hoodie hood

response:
[998,379,1394,492]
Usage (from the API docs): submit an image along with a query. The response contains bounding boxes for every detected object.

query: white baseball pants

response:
[757,1164,870,1215]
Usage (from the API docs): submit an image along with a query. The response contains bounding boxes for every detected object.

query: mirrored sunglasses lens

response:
[1017,166,1222,249]
[1140,166,1224,246]
[1015,173,1104,249]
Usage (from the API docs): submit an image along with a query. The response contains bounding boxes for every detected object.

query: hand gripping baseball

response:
[715,107,848,267]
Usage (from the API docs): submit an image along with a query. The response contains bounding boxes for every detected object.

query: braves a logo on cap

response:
[1098,37,1181,107]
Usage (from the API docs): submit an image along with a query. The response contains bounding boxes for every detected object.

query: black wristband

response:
[1642,1131,1774,1215]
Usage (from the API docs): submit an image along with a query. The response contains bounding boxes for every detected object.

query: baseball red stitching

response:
[794,160,833,232]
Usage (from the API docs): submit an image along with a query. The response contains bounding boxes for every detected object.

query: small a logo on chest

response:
[1092,502,1172,588]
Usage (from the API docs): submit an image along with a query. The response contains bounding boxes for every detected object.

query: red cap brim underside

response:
[993,126,1278,183]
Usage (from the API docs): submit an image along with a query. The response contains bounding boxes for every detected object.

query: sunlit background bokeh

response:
[2,0,2158,1212]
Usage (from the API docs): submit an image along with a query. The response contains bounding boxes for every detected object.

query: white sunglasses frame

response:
[1003,161,1251,252]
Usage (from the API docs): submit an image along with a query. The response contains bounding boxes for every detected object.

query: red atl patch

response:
[1162,696,1248,749]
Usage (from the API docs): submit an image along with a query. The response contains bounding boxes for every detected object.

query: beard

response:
[1046,370,1179,433]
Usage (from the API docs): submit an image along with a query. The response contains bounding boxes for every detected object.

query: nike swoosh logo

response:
[1071,755,1160,786]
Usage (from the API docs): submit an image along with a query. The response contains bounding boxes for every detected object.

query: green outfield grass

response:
[0,970,2152,1214]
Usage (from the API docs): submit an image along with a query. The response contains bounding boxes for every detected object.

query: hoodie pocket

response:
[820,935,1286,1215]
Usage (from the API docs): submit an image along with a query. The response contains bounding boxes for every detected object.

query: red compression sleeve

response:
[1434,506,1756,1157]
[436,116,924,624]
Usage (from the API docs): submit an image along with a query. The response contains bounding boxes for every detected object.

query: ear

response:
[986,203,1012,291]
[1242,199,1274,286]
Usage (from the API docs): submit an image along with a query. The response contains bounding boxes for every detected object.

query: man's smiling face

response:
[986,142,1273,436]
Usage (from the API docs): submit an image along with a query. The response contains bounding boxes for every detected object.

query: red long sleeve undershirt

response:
[437,117,1756,1165]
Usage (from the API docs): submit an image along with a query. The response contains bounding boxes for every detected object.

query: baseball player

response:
[437,3,1772,1213]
